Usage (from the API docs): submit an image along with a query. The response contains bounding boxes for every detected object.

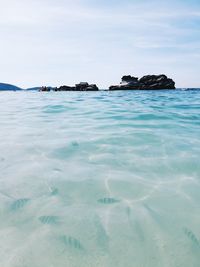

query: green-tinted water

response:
[0,90,200,267]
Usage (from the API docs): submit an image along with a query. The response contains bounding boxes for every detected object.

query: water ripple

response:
[0,90,200,267]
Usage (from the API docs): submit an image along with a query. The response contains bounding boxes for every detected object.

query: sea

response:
[0,89,200,267]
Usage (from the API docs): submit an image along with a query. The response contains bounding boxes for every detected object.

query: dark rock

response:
[57,82,99,91]
[121,75,139,83]
[138,75,175,89]
[56,85,75,91]
[75,82,89,90]
[39,86,51,92]
[75,82,99,91]
[109,74,175,90]
[39,82,99,92]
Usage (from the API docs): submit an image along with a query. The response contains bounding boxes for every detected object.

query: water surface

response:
[0,90,200,267]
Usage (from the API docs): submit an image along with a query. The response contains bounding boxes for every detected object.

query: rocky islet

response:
[109,74,175,90]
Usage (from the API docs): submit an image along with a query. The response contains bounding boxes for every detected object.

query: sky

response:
[0,0,200,88]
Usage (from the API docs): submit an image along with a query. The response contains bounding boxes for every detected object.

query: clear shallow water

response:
[0,89,200,267]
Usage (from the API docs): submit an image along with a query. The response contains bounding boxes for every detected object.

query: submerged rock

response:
[109,74,175,90]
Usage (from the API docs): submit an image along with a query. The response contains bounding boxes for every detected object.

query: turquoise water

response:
[0,90,200,267]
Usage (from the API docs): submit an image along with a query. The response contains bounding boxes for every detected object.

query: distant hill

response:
[0,83,54,91]
[26,87,41,91]
[0,83,22,91]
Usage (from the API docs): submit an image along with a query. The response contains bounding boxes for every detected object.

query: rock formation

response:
[55,85,75,91]
[109,74,175,90]
[40,83,99,91]
[39,86,52,92]
[74,82,99,91]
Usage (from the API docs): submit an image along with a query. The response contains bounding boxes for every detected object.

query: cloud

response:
[0,0,200,88]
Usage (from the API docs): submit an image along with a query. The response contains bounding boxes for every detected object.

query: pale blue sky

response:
[0,0,200,88]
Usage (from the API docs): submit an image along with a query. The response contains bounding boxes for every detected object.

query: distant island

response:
[0,74,175,91]
[40,82,99,92]
[109,74,175,90]
[0,83,22,91]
